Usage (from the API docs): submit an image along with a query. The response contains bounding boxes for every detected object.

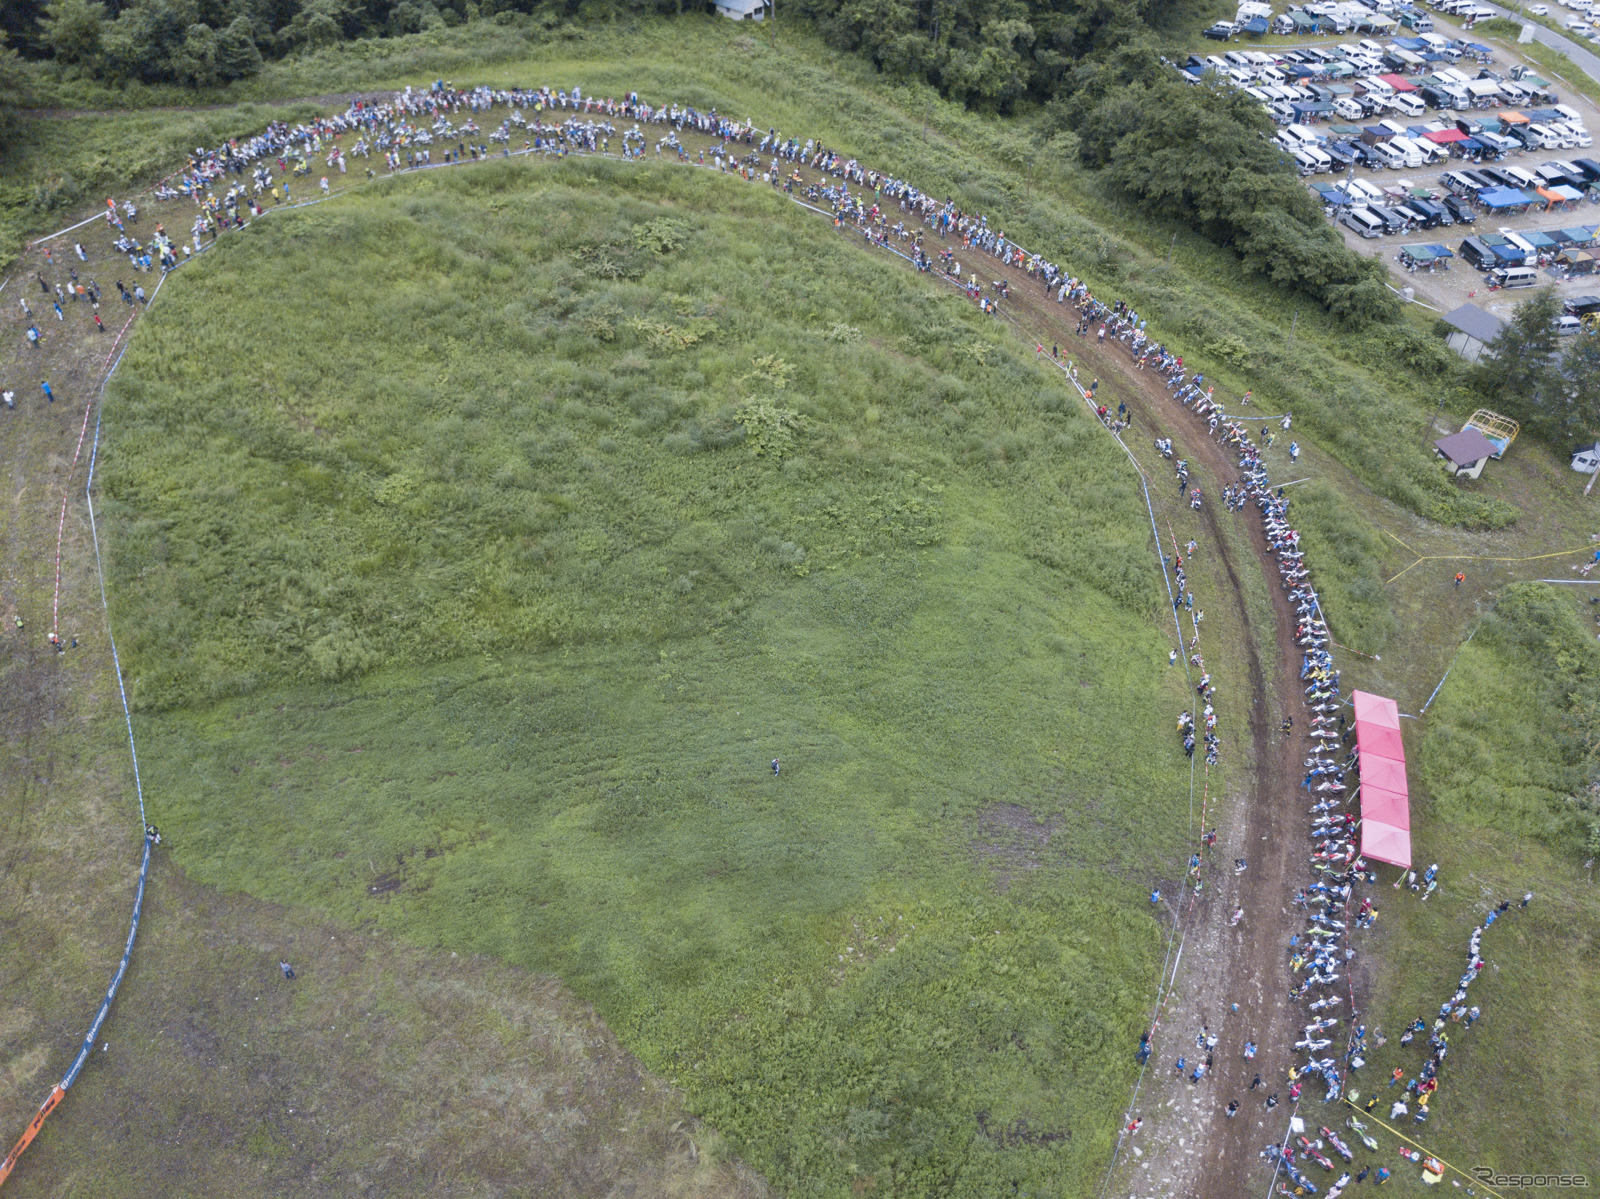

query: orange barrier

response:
[0,1087,65,1187]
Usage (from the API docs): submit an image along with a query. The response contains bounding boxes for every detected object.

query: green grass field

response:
[103,159,1194,1194]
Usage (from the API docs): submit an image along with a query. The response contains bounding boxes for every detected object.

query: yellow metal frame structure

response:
[1463,409,1520,459]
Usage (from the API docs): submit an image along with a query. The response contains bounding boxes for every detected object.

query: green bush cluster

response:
[104,160,1162,710]
[1418,582,1600,856]
[1290,480,1396,655]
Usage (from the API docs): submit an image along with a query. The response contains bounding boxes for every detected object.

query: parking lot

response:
[1328,157,1599,312]
[1195,5,1600,316]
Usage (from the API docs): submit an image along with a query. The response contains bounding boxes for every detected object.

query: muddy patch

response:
[970,801,1062,891]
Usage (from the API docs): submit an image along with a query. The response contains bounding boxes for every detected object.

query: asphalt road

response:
[1480,4,1600,82]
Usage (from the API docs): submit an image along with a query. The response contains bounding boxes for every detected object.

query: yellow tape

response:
[1342,1098,1506,1198]
[1383,528,1418,554]
[1385,546,1594,586]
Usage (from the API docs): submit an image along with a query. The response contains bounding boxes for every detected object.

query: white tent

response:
[713,0,768,18]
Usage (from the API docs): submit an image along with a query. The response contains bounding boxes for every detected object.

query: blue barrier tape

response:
[62,835,151,1089]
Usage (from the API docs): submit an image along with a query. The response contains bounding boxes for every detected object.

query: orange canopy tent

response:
[1352,690,1412,869]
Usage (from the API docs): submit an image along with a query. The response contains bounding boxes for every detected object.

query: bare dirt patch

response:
[970,799,1063,890]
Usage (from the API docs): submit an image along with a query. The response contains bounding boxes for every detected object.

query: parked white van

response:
[1280,123,1323,149]
[1391,92,1426,117]
[1371,139,1407,168]
[1334,97,1366,121]
[1389,137,1427,167]
[1524,123,1559,149]
[1491,265,1540,288]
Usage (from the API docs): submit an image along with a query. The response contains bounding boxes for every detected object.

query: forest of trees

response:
[1472,290,1600,443]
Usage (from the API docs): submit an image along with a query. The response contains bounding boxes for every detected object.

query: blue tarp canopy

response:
[1458,137,1484,150]
[1425,243,1455,257]
[1394,36,1427,49]
[1490,243,1527,262]
[1243,16,1270,33]
[1524,230,1558,247]
[1479,186,1531,208]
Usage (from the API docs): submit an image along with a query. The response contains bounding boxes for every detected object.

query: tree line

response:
[1472,290,1600,446]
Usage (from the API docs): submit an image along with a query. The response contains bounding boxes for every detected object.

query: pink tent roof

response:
[1361,821,1413,866]
[1352,690,1412,869]
[1358,754,1407,795]
[1424,129,1466,144]
[1360,783,1411,829]
[1353,691,1401,728]
[1357,723,1405,759]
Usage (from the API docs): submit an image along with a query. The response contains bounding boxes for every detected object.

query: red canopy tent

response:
[1352,690,1411,869]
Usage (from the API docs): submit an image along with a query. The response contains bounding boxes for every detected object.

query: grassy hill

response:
[103,158,1192,1194]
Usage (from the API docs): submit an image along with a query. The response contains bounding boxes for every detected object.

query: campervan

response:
[1490,265,1540,288]
[1340,207,1388,237]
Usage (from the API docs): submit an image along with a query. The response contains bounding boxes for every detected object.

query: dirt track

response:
[986,274,1313,1199]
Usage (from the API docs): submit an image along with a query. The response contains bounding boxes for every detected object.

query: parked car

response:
[1204,21,1235,39]
[1530,3,1549,12]
[1459,236,1497,269]
[1340,207,1388,237]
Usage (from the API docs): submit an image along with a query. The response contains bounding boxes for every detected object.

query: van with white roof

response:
[1391,92,1426,117]
[1388,137,1427,167]
[1340,207,1388,238]
[1370,139,1407,168]
[1280,123,1323,149]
